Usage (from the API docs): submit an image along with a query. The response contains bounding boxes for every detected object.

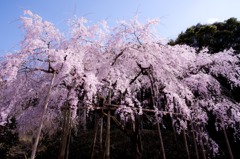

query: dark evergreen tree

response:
[0,117,19,158]
[169,17,240,54]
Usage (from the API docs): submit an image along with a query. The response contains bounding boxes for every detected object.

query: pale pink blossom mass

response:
[0,10,240,156]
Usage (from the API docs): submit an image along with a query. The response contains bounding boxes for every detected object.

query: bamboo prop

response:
[58,109,67,158]
[91,118,100,159]
[191,124,199,159]
[171,121,178,144]
[59,79,78,159]
[65,119,72,159]
[171,97,182,159]
[104,110,111,159]
[99,118,103,159]
[30,72,56,159]
[171,120,180,158]
[138,115,143,158]
[104,89,111,159]
[101,107,144,159]
[132,114,143,159]
[222,123,234,159]
[58,107,72,159]
[59,111,66,159]
[196,126,207,159]
[157,123,166,159]
[147,69,166,159]
[83,108,87,131]
[183,129,190,159]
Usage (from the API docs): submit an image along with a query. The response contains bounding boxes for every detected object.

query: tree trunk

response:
[30,72,56,159]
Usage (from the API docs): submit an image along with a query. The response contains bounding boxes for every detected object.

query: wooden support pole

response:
[91,118,99,159]
[191,124,199,159]
[132,115,143,159]
[65,119,72,159]
[171,120,180,158]
[105,89,111,159]
[58,108,71,159]
[197,127,206,159]
[105,111,111,159]
[222,125,234,159]
[183,129,190,159]
[99,118,103,159]
[157,123,166,159]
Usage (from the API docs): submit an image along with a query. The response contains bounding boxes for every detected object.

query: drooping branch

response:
[129,62,152,85]
[129,71,142,85]
[111,48,127,66]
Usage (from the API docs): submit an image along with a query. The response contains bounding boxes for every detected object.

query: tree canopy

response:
[169,17,240,54]
[0,11,240,158]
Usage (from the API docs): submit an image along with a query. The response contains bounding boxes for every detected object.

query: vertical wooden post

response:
[191,124,199,159]
[59,80,77,159]
[91,118,99,159]
[222,124,234,159]
[146,67,166,159]
[171,120,180,158]
[105,111,110,159]
[183,129,190,159]
[132,114,143,159]
[157,123,166,159]
[99,118,103,159]
[105,89,111,159]
[197,126,206,159]
[83,108,87,131]
[65,119,72,159]
[58,106,71,159]
[30,72,56,159]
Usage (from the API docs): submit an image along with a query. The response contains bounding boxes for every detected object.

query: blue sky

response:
[1,0,240,56]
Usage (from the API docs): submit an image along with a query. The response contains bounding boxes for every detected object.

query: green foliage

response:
[0,117,19,158]
[169,17,240,53]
